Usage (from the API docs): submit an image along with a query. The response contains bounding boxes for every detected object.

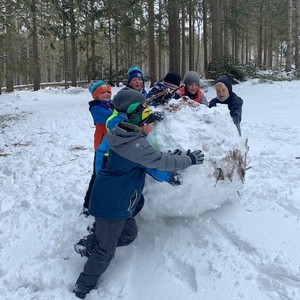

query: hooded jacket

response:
[208,76,243,125]
[89,122,193,220]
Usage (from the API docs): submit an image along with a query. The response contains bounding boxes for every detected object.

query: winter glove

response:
[153,111,164,122]
[168,171,181,186]
[181,96,190,101]
[186,149,204,165]
[167,149,182,155]
[160,91,172,105]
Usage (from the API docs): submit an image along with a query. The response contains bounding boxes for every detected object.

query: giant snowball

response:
[142,99,249,219]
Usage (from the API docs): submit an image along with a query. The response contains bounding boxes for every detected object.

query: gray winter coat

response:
[89,122,192,220]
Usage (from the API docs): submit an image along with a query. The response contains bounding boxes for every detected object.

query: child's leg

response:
[117,217,138,247]
[82,154,97,210]
[74,218,126,297]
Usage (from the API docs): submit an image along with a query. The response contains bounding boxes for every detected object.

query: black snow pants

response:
[75,217,138,294]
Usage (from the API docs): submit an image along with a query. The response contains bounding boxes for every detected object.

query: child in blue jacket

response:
[73,102,204,299]
[82,81,113,215]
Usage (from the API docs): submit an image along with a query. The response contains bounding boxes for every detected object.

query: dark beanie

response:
[127,66,145,85]
[163,72,181,88]
[215,75,232,94]
[112,87,146,113]
[183,71,201,86]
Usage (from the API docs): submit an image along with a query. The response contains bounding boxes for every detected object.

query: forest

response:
[1,0,300,92]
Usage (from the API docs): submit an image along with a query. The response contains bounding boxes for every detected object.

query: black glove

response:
[167,149,182,155]
[168,171,181,186]
[153,111,164,122]
[186,149,204,165]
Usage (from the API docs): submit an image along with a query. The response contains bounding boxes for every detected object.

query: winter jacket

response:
[147,81,181,107]
[89,100,113,150]
[95,109,174,184]
[178,87,208,106]
[89,122,193,220]
[95,108,126,173]
[208,76,243,126]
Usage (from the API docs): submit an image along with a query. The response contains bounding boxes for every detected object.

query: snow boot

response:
[74,234,96,258]
[73,284,88,299]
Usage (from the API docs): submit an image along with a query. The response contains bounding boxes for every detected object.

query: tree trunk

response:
[108,17,113,84]
[267,27,273,68]
[158,0,163,78]
[188,0,193,70]
[203,0,209,77]
[70,0,77,87]
[223,0,230,56]
[285,0,293,72]
[168,0,180,73]
[211,0,222,64]
[181,1,186,76]
[148,0,156,86]
[63,26,68,88]
[115,24,119,87]
[5,0,14,92]
[31,0,40,91]
[84,0,90,82]
[257,2,263,66]
[295,0,300,70]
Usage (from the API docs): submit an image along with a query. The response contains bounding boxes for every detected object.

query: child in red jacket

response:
[82,81,113,215]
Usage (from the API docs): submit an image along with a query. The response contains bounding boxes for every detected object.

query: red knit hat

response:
[90,81,111,99]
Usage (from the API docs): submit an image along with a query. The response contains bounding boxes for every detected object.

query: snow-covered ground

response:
[0,79,300,300]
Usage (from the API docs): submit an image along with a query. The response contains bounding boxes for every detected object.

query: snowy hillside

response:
[0,79,300,300]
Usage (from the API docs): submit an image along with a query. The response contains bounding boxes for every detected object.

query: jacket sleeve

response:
[110,135,192,171]
[146,86,160,99]
[208,98,218,108]
[89,102,112,125]
[95,137,109,174]
[146,168,172,182]
[229,95,243,125]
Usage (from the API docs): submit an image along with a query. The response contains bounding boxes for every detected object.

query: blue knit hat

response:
[127,66,145,85]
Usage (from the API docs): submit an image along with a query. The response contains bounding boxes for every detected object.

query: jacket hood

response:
[106,122,144,150]
[215,75,232,94]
